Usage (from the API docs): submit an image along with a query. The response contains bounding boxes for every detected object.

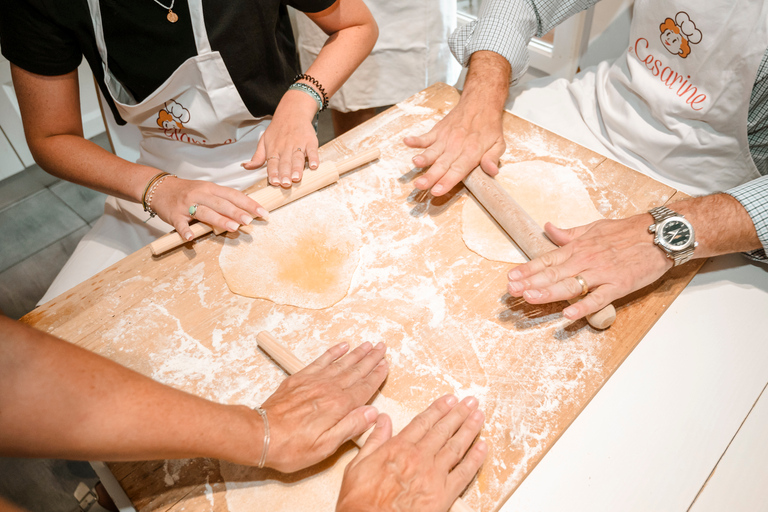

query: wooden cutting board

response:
[22,83,703,512]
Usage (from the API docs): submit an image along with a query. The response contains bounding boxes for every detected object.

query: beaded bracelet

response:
[142,172,176,220]
[255,407,270,468]
[293,73,329,110]
[288,83,323,113]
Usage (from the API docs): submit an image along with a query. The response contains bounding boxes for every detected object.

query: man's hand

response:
[336,395,487,512]
[404,51,511,196]
[261,341,388,473]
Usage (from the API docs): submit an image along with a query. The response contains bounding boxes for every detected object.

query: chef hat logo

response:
[675,12,702,45]
[165,100,191,124]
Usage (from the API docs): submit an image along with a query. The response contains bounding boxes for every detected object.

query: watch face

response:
[659,218,693,250]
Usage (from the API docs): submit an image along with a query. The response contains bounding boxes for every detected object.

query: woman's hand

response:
[506,215,672,321]
[336,395,487,512]
[243,90,320,188]
[150,177,268,241]
[260,341,388,473]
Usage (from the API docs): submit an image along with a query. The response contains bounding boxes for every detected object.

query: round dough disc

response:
[219,195,362,309]
[462,161,604,263]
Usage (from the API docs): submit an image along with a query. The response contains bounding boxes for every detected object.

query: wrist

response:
[278,90,321,122]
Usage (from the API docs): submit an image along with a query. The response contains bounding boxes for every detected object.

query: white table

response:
[502,254,768,511]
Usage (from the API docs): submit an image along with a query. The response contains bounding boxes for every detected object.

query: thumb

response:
[352,413,392,465]
[243,138,266,170]
[544,222,588,247]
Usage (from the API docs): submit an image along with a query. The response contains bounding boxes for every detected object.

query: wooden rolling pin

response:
[463,167,617,330]
[255,331,475,512]
[149,148,381,255]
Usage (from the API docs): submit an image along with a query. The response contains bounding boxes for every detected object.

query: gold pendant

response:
[167,9,178,23]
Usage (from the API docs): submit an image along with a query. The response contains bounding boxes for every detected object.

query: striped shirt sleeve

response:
[727,176,768,262]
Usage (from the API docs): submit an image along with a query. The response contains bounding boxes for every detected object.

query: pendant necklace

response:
[152,0,178,23]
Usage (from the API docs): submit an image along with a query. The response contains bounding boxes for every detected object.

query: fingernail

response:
[240,162,247,168]
[310,162,318,170]
[524,290,541,300]
[240,215,253,225]
[412,156,422,166]
[508,281,523,293]
[226,221,239,231]
[360,341,372,351]
[445,395,458,406]
[270,177,279,185]
[432,184,443,195]
[508,269,521,280]
[563,306,577,319]
[374,342,385,350]
[256,207,269,219]
[338,342,349,351]
[471,410,484,421]
[376,359,388,368]
[281,177,291,186]
[184,231,193,241]
[292,172,300,181]
[415,178,427,187]
[364,407,378,423]
[464,396,478,408]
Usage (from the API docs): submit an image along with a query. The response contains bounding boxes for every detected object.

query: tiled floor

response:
[0,110,336,511]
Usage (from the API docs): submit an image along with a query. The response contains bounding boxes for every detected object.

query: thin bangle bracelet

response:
[255,407,270,468]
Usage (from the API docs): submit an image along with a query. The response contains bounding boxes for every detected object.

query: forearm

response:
[461,51,511,113]
[303,0,378,99]
[0,317,262,465]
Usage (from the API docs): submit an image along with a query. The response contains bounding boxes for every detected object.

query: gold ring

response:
[266,155,279,162]
[574,274,589,297]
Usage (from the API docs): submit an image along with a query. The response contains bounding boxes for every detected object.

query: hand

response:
[243,89,320,188]
[260,341,388,473]
[151,177,268,241]
[403,51,510,197]
[336,395,487,512]
[506,215,672,321]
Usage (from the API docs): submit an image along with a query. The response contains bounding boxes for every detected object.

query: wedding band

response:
[574,274,589,297]
[266,155,279,162]
[294,147,305,154]
[189,204,198,218]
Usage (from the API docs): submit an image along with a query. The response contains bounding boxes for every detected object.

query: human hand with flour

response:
[336,395,487,512]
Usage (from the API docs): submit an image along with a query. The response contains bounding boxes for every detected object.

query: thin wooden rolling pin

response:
[255,331,475,512]
[463,167,617,330]
[149,148,381,255]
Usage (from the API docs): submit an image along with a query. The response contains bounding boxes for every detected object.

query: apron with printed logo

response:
[41,0,272,303]
[508,0,768,196]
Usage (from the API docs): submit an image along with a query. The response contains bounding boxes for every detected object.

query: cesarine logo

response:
[155,100,234,145]
[629,12,706,111]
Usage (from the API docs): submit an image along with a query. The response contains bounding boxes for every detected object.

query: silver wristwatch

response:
[648,206,698,266]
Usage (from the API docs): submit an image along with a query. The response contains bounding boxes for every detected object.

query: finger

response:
[188,203,240,233]
[336,342,387,386]
[436,407,485,471]
[340,357,389,407]
[278,149,293,187]
[199,193,260,229]
[563,284,616,321]
[319,405,380,458]
[351,413,393,465]
[243,139,266,170]
[399,395,458,445]
[173,218,195,242]
[430,159,475,196]
[306,140,319,170]
[479,140,505,177]
[421,396,478,454]
[545,222,588,247]
[506,249,573,296]
[404,129,437,151]
[445,437,488,500]
[291,148,306,182]
[301,342,351,375]
[267,155,280,186]
[520,272,598,305]
[413,155,453,191]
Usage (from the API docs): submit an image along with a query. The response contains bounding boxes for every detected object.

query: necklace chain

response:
[151,0,175,10]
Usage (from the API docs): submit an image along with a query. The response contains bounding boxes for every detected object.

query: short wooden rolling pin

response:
[149,148,381,256]
[463,167,617,330]
[255,331,476,512]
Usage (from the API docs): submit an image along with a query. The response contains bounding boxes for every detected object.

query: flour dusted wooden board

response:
[23,83,702,512]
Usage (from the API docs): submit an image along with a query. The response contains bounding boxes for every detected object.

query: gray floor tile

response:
[0,458,98,512]
[0,226,89,319]
[0,165,60,212]
[49,181,107,224]
[0,189,86,273]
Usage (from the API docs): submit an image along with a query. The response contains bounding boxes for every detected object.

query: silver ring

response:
[574,274,589,297]
[294,147,305,154]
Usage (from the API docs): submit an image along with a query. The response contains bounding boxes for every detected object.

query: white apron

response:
[507,0,768,197]
[295,0,459,112]
[40,0,270,304]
